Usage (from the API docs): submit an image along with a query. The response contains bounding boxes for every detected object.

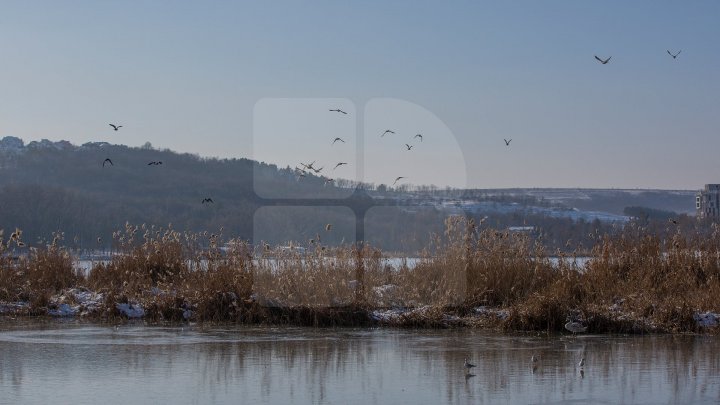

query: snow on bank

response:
[0,301,30,314]
[48,288,104,317]
[694,312,719,328]
[46,288,142,319]
[474,306,510,320]
[115,302,145,318]
[370,306,434,323]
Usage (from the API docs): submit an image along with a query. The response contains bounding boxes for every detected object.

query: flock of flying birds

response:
[101,124,208,203]
[594,49,682,64]
[295,109,434,188]
[297,101,516,187]
[99,50,682,204]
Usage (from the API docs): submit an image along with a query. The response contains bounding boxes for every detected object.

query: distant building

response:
[696,184,720,219]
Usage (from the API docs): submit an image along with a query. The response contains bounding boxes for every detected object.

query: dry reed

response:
[1,219,719,332]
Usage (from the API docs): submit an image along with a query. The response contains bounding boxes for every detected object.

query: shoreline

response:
[3,219,720,334]
[1,288,717,334]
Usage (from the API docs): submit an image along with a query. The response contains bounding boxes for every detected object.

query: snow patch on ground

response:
[0,301,30,314]
[474,306,510,320]
[694,312,719,328]
[48,288,105,317]
[48,303,77,317]
[116,302,145,318]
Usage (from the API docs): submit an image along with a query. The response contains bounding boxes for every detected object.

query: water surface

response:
[0,321,718,404]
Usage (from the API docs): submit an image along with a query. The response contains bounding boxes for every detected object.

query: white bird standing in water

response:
[565,320,587,335]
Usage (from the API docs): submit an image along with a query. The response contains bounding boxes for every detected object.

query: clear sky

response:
[1,1,718,190]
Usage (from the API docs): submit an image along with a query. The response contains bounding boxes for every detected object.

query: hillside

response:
[0,137,444,251]
[0,137,701,252]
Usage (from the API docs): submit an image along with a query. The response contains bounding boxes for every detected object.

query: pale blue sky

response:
[1,1,718,189]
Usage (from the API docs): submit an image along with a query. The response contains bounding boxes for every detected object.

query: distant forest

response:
[0,139,699,253]
[0,140,447,251]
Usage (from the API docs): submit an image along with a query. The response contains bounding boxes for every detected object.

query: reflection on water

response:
[0,321,718,405]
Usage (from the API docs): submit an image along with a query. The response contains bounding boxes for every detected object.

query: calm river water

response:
[0,321,718,404]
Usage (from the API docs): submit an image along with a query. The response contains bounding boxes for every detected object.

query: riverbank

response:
[1,219,719,333]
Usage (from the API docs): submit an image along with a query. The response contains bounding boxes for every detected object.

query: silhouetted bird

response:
[202,198,214,204]
[325,224,332,231]
[333,162,347,170]
[594,55,611,64]
[324,177,334,186]
[300,161,317,171]
[332,137,345,145]
[464,358,476,371]
[504,139,512,146]
[109,124,122,131]
[147,161,163,165]
[329,109,347,114]
[393,176,405,185]
[405,144,413,150]
[667,50,681,59]
[381,130,395,137]
[414,134,423,142]
[103,158,113,167]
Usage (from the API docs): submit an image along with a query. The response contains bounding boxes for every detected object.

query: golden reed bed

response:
[1,218,719,333]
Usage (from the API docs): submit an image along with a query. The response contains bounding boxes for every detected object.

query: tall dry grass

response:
[0,231,81,307]
[2,219,720,331]
[86,224,255,320]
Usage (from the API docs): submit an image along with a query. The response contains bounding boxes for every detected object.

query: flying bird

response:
[381,130,395,137]
[102,158,113,167]
[109,124,122,131]
[464,358,476,371]
[329,109,347,114]
[300,161,317,171]
[405,144,413,150]
[323,177,334,186]
[594,55,611,64]
[414,134,423,142]
[504,139,512,146]
[147,161,163,166]
[393,176,405,185]
[325,224,332,231]
[333,162,347,170]
[202,198,214,204]
[332,137,345,145]
[667,50,681,59]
